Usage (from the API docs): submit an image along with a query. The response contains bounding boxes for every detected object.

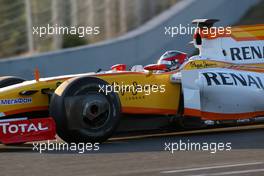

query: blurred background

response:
[0,0,263,78]
[0,0,178,59]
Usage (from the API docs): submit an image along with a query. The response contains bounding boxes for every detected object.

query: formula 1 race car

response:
[0,19,264,144]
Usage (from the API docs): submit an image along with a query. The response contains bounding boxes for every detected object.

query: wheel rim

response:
[81,93,110,129]
[72,85,112,130]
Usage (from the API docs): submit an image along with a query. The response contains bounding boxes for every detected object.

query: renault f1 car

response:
[0,19,264,144]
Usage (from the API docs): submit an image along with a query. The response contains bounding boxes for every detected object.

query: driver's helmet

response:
[157,50,187,71]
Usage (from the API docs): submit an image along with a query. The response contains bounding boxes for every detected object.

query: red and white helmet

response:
[157,50,187,70]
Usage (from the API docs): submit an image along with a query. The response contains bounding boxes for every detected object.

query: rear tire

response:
[50,76,121,143]
[173,116,205,130]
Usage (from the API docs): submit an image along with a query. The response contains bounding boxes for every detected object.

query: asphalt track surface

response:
[0,125,264,176]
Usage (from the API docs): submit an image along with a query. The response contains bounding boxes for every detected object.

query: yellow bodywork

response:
[0,71,181,117]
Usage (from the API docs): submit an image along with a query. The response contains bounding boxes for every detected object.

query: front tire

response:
[0,76,25,88]
[50,76,121,143]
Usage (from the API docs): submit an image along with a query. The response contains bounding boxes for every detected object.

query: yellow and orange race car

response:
[0,19,264,144]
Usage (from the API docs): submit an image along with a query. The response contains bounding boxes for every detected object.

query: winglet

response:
[34,67,40,81]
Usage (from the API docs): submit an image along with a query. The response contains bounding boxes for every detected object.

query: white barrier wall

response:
[0,0,260,79]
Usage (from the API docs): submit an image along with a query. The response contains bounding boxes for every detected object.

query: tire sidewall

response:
[50,76,121,143]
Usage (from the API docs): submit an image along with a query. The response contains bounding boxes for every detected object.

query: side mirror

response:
[111,64,127,71]
[144,64,167,71]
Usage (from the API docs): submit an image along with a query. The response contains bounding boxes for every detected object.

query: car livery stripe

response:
[229,65,264,73]
[0,117,28,122]
[184,108,264,120]
[122,107,177,115]
[184,60,264,73]
[232,24,264,30]
[45,70,177,83]
[4,106,49,116]
[45,72,146,82]
[201,24,264,41]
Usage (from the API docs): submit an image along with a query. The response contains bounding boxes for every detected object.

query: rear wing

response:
[192,19,219,28]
